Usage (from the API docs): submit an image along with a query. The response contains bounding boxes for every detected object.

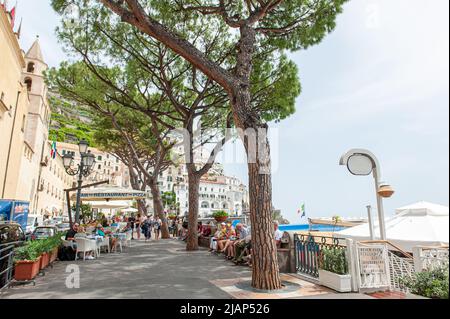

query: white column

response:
[412,246,423,272]
[346,238,359,292]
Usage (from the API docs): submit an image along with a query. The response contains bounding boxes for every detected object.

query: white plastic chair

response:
[125,231,132,247]
[85,226,95,234]
[98,236,110,254]
[62,237,74,249]
[115,233,128,253]
[74,238,96,260]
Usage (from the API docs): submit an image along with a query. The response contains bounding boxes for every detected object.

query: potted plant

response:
[48,235,62,263]
[318,247,351,292]
[213,211,228,223]
[36,239,51,270]
[13,242,42,281]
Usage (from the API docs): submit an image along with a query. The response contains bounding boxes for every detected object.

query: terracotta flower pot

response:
[214,216,228,223]
[14,257,41,281]
[40,252,50,270]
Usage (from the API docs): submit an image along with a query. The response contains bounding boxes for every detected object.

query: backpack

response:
[58,246,76,261]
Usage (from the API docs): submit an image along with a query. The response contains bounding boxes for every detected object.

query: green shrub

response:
[14,241,42,262]
[401,266,449,299]
[14,234,63,262]
[320,247,348,275]
[213,211,228,218]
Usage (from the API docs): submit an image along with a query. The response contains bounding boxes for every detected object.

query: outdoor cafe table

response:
[112,233,127,240]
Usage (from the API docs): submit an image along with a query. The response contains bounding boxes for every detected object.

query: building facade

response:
[0,7,30,200]
[1,6,73,217]
[153,161,249,218]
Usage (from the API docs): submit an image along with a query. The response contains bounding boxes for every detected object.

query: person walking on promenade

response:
[136,213,146,240]
[142,215,153,241]
[154,216,162,240]
[128,214,136,240]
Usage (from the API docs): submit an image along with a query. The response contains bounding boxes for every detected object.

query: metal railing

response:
[0,243,16,292]
[294,234,347,278]
[388,251,414,292]
[414,246,449,271]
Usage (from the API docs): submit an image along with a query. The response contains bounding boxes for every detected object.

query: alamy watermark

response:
[65,264,80,289]
[169,126,279,175]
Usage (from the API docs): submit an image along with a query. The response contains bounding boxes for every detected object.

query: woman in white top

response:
[154,217,162,240]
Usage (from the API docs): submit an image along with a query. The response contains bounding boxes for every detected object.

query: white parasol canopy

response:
[337,201,449,252]
[87,200,131,209]
[122,207,138,213]
[395,201,449,216]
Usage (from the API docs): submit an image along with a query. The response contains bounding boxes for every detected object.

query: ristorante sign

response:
[80,192,147,200]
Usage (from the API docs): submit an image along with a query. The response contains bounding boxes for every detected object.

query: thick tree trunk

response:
[186,167,200,251]
[137,199,148,216]
[128,165,148,217]
[230,25,282,290]
[149,181,170,239]
[233,92,282,290]
[248,161,282,290]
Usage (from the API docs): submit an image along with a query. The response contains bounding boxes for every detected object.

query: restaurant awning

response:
[87,200,131,209]
[79,186,147,201]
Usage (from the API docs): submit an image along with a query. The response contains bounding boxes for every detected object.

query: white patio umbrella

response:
[122,207,138,213]
[87,200,131,210]
[337,201,449,252]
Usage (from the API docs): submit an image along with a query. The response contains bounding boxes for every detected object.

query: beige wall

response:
[34,142,72,216]
[0,8,29,200]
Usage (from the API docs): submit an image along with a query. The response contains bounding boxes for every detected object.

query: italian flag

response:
[50,141,57,159]
[298,203,306,218]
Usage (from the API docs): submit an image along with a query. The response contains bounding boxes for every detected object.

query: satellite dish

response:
[347,154,373,176]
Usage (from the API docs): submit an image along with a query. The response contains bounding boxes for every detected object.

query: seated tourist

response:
[199,222,212,238]
[273,221,283,248]
[65,223,79,240]
[209,222,227,252]
[226,223,250,259]
[96,225,106,237]
[234,234,252,265]
[217,223,236,255]
[74,226,87,238]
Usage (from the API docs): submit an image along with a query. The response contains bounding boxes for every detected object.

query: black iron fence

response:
[0,243,15,292]
[294,234,347,278]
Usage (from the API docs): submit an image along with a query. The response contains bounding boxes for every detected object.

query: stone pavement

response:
[2,239,251,299]
[0,239,372,299]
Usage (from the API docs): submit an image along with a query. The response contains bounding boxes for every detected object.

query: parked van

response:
[26,215,44,235]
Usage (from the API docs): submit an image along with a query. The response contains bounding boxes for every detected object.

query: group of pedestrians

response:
[128,214,162,241]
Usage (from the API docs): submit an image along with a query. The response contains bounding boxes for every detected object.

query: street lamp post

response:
[339,149,394,240]
[63,140,96,223]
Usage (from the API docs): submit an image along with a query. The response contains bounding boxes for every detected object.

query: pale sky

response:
[15,0,449,224]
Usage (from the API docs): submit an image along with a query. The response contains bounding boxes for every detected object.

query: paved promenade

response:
[1,239,375,299]
[2,239,251,299]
